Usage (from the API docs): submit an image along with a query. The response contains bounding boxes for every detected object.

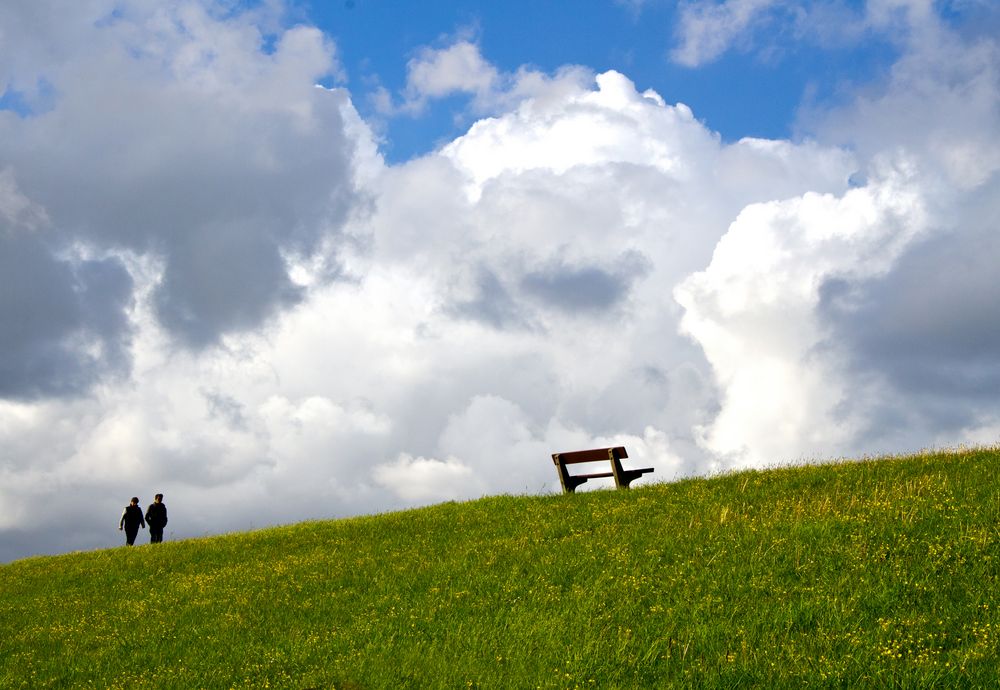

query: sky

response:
[1,0,999,563]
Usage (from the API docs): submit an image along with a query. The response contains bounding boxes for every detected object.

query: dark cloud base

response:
[0,232,132,399]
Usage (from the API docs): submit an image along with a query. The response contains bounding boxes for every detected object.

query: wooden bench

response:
[551,446,653,494]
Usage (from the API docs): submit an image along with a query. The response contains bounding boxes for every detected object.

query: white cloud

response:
[441,71,708,198]
[0,168,49,230]
[388,37,595,123]
[1,0,361,349]
[668,0,955,67]
[3,49,859,559]
[674,158,930,468]
[3,1,1000,564]
[814,6,1000,191]
[670,4,1000,469]
[865,0,937,28]
[374,454,480,503]
[402,40,499,113]
[672,0,781,67]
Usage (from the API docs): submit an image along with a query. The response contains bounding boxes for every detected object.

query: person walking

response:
[119,497,146,546]
[145,493,168,543]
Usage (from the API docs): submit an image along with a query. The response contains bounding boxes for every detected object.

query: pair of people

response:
[118,494,168,545]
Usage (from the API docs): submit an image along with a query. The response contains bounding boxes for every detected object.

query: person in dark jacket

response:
[145,493,168,543]
[119,497,145,546]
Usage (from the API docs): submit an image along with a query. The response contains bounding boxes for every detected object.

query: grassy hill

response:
[2,447,999,688]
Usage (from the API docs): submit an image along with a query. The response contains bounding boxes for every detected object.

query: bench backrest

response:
[552,446,627,465]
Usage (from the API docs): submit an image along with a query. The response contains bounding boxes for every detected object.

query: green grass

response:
[2,447,999,688]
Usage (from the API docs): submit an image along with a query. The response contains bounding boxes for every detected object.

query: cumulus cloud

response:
[675,158,930,467]
[0,168,48,229]
[671,0,782,66]
[674,4,1000,467]
[801,4,1000,452]
[374,454,480,503]
[0,170,134,399]
[401,39,499,113]
[388,37,595,121]
[2,0,999,565]
[2,40,860,560]
[668,0,943,67]
[0,0,362,349]
[816,3,1000,188]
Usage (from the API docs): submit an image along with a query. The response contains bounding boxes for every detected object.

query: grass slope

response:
[2,448,999,688]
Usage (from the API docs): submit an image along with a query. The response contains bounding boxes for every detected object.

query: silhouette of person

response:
[145,493,168,543]
[119,497,146,546]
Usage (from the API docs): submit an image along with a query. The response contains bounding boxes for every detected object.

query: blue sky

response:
[2,0,999,562]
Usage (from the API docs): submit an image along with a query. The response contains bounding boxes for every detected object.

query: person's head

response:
[130,497,139,505]
[154,493,163,503]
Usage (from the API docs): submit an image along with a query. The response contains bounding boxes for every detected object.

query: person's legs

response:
[150,528,163,543]
[125,527,138,546]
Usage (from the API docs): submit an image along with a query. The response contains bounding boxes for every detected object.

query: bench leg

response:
[557,461,588,494]
[611,457,640,489]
